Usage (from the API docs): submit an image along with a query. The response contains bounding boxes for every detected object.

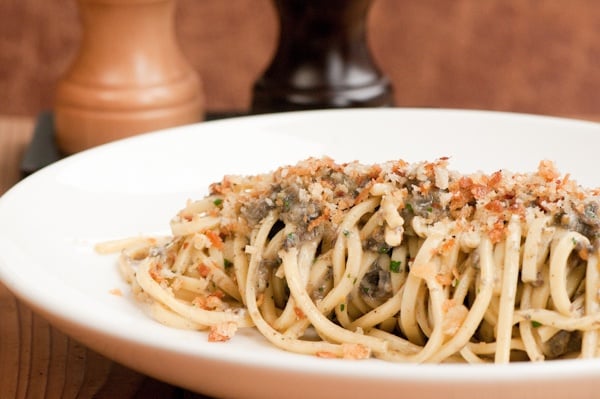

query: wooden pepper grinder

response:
[251,0,393,113]
[55,0,203,154]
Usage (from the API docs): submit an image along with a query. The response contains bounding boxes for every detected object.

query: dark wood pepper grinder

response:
[54,0,204,154]
[251,0,393,113]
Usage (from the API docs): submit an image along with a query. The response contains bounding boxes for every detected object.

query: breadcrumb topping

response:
[207,157,600,249]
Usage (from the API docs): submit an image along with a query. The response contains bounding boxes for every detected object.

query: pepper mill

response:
[55,0,203,154]
[251,0,393,113]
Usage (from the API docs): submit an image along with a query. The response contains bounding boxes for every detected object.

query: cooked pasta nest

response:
[97,157,600,363]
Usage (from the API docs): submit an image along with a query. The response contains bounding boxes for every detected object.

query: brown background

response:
[2,0,600,118]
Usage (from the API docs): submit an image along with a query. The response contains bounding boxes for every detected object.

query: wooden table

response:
[0,116,210,399]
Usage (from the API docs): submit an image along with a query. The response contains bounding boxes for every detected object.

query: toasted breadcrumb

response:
[208,322,238,342]
[208,157,600,252]
[342,343,371,360]
[316,351,339,359]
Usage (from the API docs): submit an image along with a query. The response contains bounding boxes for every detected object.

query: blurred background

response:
[3,0,600,119]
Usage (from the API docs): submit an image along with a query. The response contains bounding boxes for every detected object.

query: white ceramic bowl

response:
[1,109,600,399]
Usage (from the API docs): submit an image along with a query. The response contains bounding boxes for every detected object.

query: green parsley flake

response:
[213,198,223,206]
[389,260,402,273]
[531,320,542,328]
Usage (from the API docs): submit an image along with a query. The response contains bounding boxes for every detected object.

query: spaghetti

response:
[96,157,600,363]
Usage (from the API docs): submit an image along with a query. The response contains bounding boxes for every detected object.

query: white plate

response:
[1,108,600,399]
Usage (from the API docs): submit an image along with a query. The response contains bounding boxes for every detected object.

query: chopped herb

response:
[427,206,433,213]
[343,229,350,237]
[572,237,578,246]
[405,203,414,213]
[213,198,223,206]
[283,198,291,211]
[389,260,402,273]
[378,245,390,254]
[584,203,598,220]
[451,278,459,288]
[531,320,542,328]
[285,233,297,248]
[223,258,233,268]
[340,303,345,311]
[362,286,370,294]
